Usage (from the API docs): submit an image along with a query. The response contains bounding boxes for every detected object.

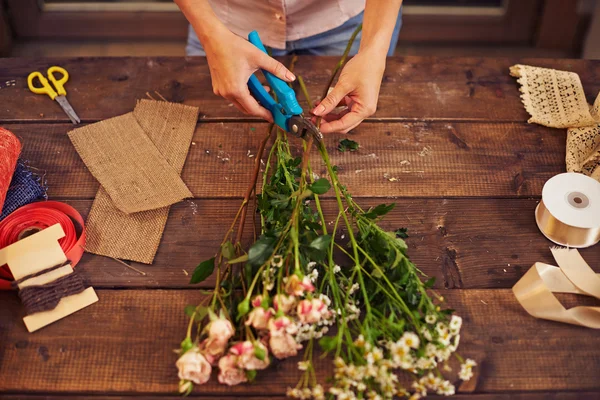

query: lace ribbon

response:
[510,64,600,181]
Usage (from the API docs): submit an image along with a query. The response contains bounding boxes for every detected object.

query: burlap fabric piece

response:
[510,64,600,181]
[68,110,192,213]
[85,100,199,263]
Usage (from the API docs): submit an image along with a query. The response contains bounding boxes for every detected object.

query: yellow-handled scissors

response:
[27,66,81,124]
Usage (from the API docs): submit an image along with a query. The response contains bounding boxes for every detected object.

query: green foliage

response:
[247,235,276,267]
[308,178,331,195]
[190,257,215,284]
[184,305,208,322]
[394,227,409,239]
[319,335,339,352]
[362,203,395,219]
[337,138,359,152]
[221,241,235,260]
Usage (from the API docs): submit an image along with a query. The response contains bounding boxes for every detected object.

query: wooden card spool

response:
[0,223,98,332]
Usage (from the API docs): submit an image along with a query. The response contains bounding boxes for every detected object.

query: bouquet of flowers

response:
[175,26,475,399]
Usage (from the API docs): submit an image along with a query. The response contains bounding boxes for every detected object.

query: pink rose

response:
[207,318,235,341]
[269,332,302,359]
[251,295,263,308]
[301,276,315,292]
[273,294,296,313]
[231,341,270,370]
[245,307,273,331]
[176,347,212,385]
[268,315,297,335]
[218,354,248,386]
[199,337,227,365]
[313,298,332,320]
[284,275,305,296]
[297,299,321,324]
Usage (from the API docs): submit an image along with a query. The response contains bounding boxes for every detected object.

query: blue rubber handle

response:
[247,31,303,119]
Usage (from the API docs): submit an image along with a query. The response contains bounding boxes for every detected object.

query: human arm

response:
[313,0,403,133]
[174,0,296,121]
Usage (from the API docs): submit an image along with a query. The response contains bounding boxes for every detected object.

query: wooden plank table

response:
[0,56,599,399]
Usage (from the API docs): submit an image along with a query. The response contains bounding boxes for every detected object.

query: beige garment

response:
[68,111,192,214]
[84,100,199,264]
[208,0,365,49]
[510,64,600,181]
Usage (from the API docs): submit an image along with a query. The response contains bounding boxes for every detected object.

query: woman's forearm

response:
[173,0,227,45]
[359,0,403,56]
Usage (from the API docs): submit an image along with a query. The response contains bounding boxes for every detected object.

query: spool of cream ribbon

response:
[535,172,600,248]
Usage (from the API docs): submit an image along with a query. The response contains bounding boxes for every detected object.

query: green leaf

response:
[227,254,249,264]
[308,178,331,195]
[319,335,339,352]
[254,345,266,361]
[247,236,276,267]
[190,257,215,284]
[309,234,332,252]
[337,138,359,152]
[180,337,193,354]
[221,241,235,260]
[363,203,396,219]
[245,369,257,382]
[424,277,436,289]
[395,227,409,239]
[184,305,208,322]
[237,298,250,318]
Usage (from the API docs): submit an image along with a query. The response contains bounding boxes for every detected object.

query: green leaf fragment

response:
[247,236,276,267]
[221,241,235,260]
[338,138,359,152]
[189,257,215,284]
[319,335,339,352]
[395,227,409,239]
[227,253,249,264]
[308,178,331,195]
[309,234,332,252]
[184,305,208,322]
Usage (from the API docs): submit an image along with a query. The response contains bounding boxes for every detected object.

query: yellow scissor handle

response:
[47,66,69,96]
[28,71,58,100]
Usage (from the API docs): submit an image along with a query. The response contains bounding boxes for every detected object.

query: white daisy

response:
[400,332,420,349]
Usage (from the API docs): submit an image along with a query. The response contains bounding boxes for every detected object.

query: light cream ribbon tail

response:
[513,247,600,328]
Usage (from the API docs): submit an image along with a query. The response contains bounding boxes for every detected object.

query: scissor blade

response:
[289,115,323,145]
[56,96,81,124]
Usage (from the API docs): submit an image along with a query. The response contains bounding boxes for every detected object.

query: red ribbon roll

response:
[0,127,21,212]
[0,201,86,290]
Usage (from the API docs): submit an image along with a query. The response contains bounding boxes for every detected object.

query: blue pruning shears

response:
[247,31,322,143]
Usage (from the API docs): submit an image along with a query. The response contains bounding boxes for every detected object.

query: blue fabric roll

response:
[0,161,47,221]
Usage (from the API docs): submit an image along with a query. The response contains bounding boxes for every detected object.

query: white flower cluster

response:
[412,372,455,396]
[294,294,335,343]
[329,315,473,399]
[287,384,325,400]
[458,358,477,381]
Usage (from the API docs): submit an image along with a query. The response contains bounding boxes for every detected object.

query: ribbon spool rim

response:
[535,201,600,248]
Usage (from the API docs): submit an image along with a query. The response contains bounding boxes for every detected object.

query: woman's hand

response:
[203,28,296,122]
[312,49,386,134]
